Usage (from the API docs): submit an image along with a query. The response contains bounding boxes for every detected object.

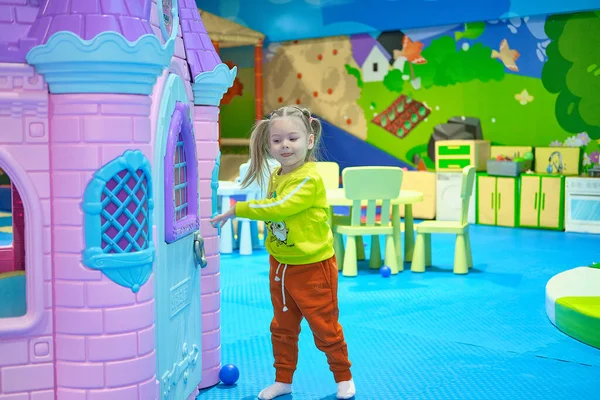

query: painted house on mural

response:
[376,30,408,72]
[0,0,235,399]
[350,33,392,82]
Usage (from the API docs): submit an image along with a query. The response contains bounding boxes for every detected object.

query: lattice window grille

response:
[173,132,189,222]
[100,169,149,253]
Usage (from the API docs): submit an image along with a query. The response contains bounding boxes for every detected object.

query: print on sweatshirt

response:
[265,189,295,248]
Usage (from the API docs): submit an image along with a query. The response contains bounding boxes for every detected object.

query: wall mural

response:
[196,0,600,43]
[255,10,600,172]
[218,46,256,140]
[220,60,244,106]
[264,36,367,140]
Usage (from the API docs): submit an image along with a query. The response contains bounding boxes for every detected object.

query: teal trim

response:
[82,150,155,293]
[192,63,237,106]
[210,150,222,235]
[82,249,154,270]
[26,30,176,95]
[211,150,221,219]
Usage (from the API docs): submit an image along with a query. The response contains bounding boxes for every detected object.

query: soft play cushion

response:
[546,266,600,349]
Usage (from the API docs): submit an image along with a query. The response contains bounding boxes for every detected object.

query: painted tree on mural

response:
[383,69,404,92]
[412,36,504,88]
[542,11,600,139]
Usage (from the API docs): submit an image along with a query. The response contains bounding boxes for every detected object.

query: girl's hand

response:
[210,207,236,229]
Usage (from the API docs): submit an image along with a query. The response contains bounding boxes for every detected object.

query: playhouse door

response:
[155,74,205,400]
[158,224,203,400]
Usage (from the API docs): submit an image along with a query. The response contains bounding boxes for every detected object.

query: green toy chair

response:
[411,166,475,274]
[333,167,403,277]
[317,161,367,261]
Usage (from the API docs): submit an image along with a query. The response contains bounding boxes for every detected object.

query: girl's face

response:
[269,117,314,174]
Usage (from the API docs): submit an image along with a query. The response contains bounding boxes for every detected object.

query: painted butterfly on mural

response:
[515,89,534,105]
[491,39,520,72]
[393,36,427,64]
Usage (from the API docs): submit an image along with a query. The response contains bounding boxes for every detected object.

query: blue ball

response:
[219,364,239,385]
[380,265,391,278]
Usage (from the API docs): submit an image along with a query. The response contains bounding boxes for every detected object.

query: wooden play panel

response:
[546,266,600,349]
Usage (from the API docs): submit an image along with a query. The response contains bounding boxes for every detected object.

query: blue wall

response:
[318,116,414,172]
[196,0,600,42]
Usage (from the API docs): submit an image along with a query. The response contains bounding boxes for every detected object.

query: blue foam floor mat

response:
[198,224,600,399]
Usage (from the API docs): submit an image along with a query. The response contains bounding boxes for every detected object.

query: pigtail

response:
[241,119,271,189]
[307,116,323,162]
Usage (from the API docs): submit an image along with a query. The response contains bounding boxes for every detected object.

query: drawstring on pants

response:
[274,262,289,312]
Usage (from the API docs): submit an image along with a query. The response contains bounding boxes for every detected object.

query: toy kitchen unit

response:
[565,168,600,234]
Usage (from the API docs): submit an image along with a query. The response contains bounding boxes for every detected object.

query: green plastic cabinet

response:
[519,174,565,230]
[476,174,519,227]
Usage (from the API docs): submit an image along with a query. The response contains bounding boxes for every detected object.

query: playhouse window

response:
[373,62,378,72]
[0,169,27,319]
[164,102,199,243]
[82,150,155,293]
[173,132,189,222]
[101,169,150,253]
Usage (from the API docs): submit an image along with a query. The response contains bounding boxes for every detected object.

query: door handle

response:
[534,192,538,209]
[497,193,501,209]
[193,231,208,269]
[541,193,546,210]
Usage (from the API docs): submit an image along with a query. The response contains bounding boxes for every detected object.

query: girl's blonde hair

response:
[240,105,323,189]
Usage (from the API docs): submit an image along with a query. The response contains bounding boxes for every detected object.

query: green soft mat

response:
[556,296,600,349]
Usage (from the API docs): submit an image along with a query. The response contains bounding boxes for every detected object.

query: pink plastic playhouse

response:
[0,1,235,399]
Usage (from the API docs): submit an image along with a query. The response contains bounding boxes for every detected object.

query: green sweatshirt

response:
[235,162,334,265]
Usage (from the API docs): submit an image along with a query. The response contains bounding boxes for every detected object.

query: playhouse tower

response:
[0,0,234,398]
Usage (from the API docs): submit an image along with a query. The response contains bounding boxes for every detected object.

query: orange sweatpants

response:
[268,254,352,384]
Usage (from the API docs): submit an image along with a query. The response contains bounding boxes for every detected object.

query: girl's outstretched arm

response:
[209,207,236,229]
[236,175,317,222]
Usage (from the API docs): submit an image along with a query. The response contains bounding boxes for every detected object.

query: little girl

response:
[210,106,355,400]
